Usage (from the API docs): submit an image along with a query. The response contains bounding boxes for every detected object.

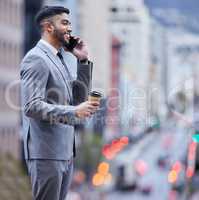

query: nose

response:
[67,26,72,34]
[67,22,72,29]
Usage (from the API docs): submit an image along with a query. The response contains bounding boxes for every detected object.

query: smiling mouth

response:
[63,33,70,40]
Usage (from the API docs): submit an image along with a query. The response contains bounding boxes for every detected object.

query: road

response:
[106,124,190,200]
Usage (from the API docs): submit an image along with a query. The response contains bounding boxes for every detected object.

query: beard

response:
[53,28,69,46]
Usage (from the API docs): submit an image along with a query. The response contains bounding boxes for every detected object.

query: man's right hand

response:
[75,101,100,119]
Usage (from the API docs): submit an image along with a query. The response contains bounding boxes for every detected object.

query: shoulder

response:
[20,48,50,76]
[21,45,46,64]
[21,45,48,66]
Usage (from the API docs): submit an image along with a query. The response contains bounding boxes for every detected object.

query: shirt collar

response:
[40,39,58,56]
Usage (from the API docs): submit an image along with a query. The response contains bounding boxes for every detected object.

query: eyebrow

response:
[61,19,70,23]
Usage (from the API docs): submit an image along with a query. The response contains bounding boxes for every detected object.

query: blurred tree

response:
[76,132,103,181]
[0,153,32,200]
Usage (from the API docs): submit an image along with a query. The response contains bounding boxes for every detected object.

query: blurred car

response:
[138,185,153,196]
[110,147,140,191]
[157,154,170,169]
[170,160,186,194]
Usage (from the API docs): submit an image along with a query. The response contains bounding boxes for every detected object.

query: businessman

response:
[20,6,99,200]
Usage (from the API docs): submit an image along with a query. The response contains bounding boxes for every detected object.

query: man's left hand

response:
[71,37,89,61]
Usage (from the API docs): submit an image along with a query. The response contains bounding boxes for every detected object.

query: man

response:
[20,6,99,200]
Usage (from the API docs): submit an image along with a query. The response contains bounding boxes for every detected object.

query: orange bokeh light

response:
[92,173,105,186]
[98,162,110,175]
[168,170,178,183]
[172,161,182,173]
[120,136,129,145]
[102,144,116,160]
[186,167,194,178]
[111,139,123,153]
[102,136,129,160]
[102,144,111,155]
[73,170,86,184]
[105,151,116,160]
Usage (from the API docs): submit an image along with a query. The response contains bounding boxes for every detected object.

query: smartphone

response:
[65,36,78,51]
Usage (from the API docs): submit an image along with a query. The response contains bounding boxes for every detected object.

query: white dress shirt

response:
[40,39,58,55]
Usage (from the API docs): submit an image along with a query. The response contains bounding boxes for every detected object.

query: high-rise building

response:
[149,19,168,120]
[110,0,150,85]
[110,0,151,134]
[0,0,23,158]
[167,29,199,118]
[78,0,111,94]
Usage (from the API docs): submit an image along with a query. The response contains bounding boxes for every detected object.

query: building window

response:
[110,7,118,13]
[5,42,9,69]
[0,0,3,23]
[2,41,6,68]
[10,0,13,24]
[5,0,9,25]
[0,40,2,67]
[0,85,3,110]
[15,1,20,27]
[127,7,135,12]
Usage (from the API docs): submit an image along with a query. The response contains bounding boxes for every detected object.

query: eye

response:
[62,21,71,26]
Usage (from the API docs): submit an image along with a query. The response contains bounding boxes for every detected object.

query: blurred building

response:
[104,36,122,140]
[78,0,111,95]
[110,0,151,134]
[149,19,168,120]
[0,0,23,158]
[167,29,199,120]
[110,0,150,84]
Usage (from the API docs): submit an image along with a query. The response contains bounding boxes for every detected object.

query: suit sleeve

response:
[21,55,77,125]
[72,61,93,105]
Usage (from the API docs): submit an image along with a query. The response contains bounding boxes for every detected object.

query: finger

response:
[79,40,83,44]
[88,101,100,107]
[76,38,81,44]
[88,107,99,114]
[84,111,91,117]
[73,36,79,40]
[91,108,99,114]
[90,101,100,106]
[87,105,99,111]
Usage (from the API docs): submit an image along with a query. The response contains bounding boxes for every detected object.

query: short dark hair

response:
[35,6,70,28]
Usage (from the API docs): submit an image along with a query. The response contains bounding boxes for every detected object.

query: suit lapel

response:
[36,41,73,102]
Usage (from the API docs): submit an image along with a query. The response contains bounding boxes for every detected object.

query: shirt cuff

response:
[78,59,89,65]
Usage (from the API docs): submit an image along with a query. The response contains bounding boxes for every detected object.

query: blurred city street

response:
[106,123,189,200]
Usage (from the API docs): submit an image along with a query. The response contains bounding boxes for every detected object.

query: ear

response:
[42,21,54,33]
[46,22,54,33]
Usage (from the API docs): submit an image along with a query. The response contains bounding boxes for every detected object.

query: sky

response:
[144,0,199,33]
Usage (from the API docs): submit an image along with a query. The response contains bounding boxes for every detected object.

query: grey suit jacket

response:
[20,41,92,160]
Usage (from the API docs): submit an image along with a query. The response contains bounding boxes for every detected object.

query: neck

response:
[41,34,61,50]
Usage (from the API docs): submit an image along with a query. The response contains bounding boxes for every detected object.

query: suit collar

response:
[39,39,58,55]
[36,40,73,102]
[37,40,59,55]
[37,41,61,69]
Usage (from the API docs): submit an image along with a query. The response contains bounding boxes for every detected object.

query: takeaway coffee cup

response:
[88,91,102,102]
